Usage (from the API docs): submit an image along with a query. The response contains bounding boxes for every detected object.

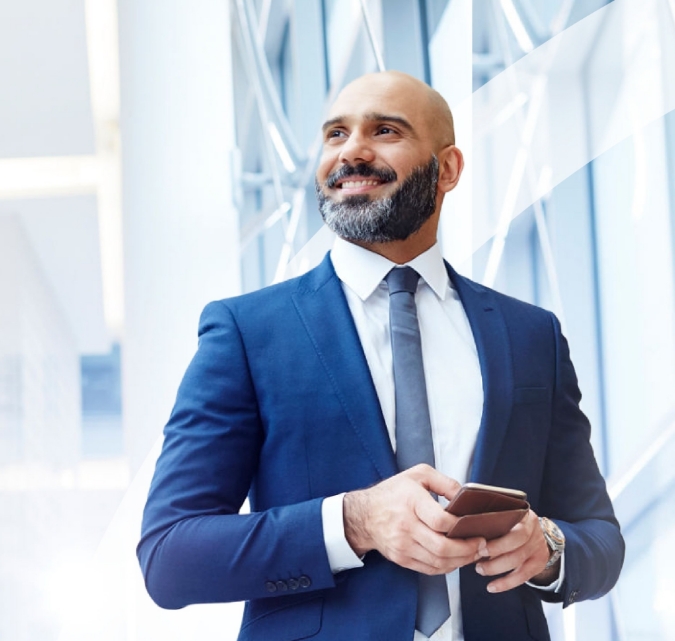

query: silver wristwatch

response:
[539,517,565,569]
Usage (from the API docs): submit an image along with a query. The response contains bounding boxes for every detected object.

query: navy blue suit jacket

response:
[138,254,623,641]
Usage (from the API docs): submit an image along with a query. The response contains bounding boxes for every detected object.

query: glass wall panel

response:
[611,422,675,639]
[586,1,675,475]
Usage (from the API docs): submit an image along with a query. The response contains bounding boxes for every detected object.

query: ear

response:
[437,145,464,193]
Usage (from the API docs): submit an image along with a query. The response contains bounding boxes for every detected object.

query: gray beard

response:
[315,155,439,243]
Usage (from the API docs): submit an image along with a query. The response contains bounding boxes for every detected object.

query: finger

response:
[410,560,448,575]
[481,521,532,558]
[411,524,486,564]
[414,491,455,533]
[478,522,544,576]
[385,539,452,575]
[399,526,487,574]
[393,552,445,576]
[405,541,472,575]
[476,547,526,577]
[486,557,546,593]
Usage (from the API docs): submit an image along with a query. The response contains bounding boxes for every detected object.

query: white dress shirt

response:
[321,237,562,640]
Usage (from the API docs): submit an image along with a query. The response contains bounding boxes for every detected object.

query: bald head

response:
[330,71,455,149]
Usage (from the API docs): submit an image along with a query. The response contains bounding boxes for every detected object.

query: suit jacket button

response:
[276,580,288,592]
[569,589,579,604]
[298,575,311,588]
[265,581,277,593]
[288,578,299,590]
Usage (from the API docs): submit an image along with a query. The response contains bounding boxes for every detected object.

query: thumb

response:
[409,464,461,501]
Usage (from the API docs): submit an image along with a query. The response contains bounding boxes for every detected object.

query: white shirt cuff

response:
[321,493,365,574]
[526,550,566,592]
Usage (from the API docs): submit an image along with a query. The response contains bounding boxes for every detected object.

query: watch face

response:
[543,518,565,547]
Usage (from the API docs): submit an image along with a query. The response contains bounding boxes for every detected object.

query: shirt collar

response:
[330,236,451,301]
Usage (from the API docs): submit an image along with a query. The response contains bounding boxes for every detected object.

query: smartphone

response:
[445,483,529,540]
[459,482,527,500]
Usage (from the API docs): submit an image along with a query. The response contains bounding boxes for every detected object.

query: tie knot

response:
[385,266,420,295]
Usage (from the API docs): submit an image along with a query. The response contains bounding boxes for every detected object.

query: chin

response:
[340,193,373,206]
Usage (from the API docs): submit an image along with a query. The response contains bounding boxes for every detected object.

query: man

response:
[138,71,624,641]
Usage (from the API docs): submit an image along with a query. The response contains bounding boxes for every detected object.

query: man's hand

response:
[474,510,559,592]
[343,464,486,575]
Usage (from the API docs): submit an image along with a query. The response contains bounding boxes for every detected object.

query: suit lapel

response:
[446,263,514,484]
[291,254,398,480]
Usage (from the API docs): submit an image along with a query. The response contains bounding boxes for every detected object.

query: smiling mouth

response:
[324,163,397,191]
[338,179,383,189]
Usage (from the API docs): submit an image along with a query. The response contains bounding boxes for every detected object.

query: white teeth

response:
[341,180,380,188]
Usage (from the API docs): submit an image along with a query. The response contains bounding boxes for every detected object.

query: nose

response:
[338,129,375,165]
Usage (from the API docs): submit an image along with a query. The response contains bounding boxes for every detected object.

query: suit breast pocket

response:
[514,387,549,405]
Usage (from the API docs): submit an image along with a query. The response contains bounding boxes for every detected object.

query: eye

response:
[376,126,397,135]
[326,129,346,139]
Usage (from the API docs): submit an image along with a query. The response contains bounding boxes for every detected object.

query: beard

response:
[315,155,439,243]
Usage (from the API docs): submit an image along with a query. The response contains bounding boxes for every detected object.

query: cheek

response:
[317,147,343,180]
[374,155,406,181]
[317,173,328,186]
[316,160,331,184]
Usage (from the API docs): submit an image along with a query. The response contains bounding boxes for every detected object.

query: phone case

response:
[445,485,529,540]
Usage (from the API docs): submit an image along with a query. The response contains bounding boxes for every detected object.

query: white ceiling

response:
[0,0,95,157]
[0,0,108,354]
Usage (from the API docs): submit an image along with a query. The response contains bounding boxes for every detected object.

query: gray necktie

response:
[385,266,450,638]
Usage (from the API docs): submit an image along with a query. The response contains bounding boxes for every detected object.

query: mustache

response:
[324,163,397,189]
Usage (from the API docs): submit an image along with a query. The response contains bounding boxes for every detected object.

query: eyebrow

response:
[321,112,416,134]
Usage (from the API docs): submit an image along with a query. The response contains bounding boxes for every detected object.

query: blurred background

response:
[0,0,674,639]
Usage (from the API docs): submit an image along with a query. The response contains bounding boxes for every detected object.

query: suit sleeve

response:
[538,313,625,607]
[137,301,336,609]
